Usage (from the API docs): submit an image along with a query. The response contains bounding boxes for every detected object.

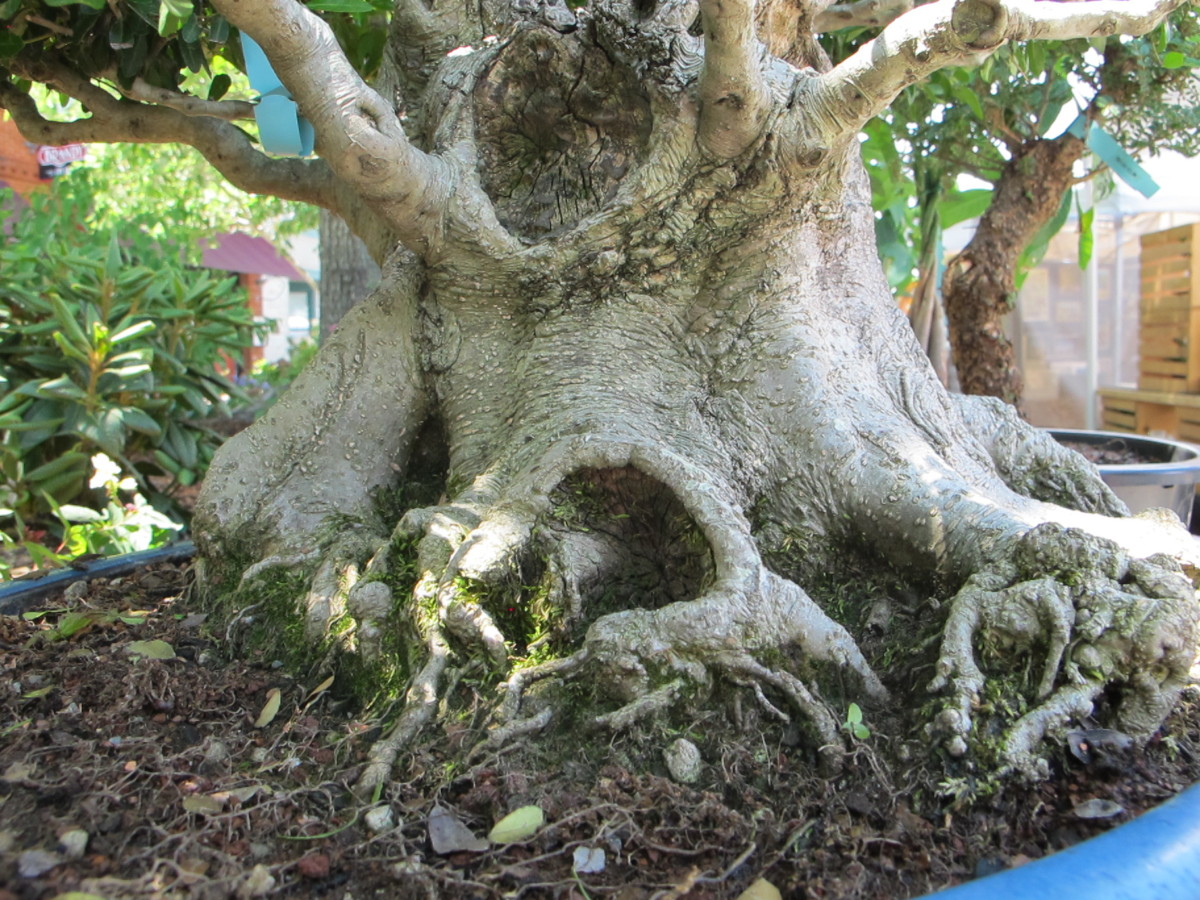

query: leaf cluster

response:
[0,175,259,529]
[1,0,395,103]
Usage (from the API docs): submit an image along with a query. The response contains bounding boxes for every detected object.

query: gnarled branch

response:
[210,0,455,255]
[113,75,257,121]
[0,59,338,212]
[699,0,772,157]
[814,0,913,32]
[804,0,1187,147]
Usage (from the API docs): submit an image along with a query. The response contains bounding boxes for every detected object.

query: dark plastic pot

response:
[1049,429,1200,528]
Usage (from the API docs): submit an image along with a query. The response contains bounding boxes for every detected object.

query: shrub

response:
[0,180,262,531]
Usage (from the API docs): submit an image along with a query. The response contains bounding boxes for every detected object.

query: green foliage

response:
[249,339,318,392]
[0,176,259,526]
[831,7,1200,299]
[843,702,870,740]
[74,143,316,264]
[1,1,393,107]
[54,452,182,556]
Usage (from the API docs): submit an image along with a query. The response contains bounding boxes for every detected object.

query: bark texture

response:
[67,0,1187,791]
[942,133,1085,406]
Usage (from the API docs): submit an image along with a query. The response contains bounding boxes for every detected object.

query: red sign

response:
[36,143,86,167]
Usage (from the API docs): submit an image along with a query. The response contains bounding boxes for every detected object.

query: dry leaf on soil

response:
[254,688,282,728]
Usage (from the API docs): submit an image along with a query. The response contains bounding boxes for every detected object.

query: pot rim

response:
[1048,428,1200,487]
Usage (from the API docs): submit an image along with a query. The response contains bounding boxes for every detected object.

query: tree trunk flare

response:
[318,209,381,340]
[191,13,1200,790]
[942,134,1085,407]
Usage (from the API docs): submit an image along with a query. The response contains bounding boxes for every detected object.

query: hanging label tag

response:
[1066,115,1159,198]
[242,35,314,157]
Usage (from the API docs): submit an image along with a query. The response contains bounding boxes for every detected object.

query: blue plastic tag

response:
[1066,114,1159,198]
[242,34,314,157]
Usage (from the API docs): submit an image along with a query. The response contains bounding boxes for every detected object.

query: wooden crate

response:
[1099,387,1200,441]
[1139,224,1200,392]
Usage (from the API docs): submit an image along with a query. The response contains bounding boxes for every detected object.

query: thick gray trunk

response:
[193,9,1200,790]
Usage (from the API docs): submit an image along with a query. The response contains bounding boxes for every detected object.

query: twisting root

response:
[928,523,1200,778]
[350,436,900,788]
[720,653,844,771]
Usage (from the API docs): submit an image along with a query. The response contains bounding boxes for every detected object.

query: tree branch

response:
[112,75,257,121]
[804,0,1187,147]
[814,0,913,32]
[699,0,772,157]
[210,0,454,255]
[1,59,338,212]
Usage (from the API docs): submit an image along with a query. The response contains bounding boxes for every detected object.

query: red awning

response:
[200,232,304,280]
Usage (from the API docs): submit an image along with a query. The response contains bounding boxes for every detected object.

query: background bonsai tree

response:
[874,17,1200,405]
[3,0,1199,794]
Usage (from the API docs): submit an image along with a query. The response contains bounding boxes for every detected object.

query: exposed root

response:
[720,653,844,771]
[928,523,1200,778]
[954,394,1127,516]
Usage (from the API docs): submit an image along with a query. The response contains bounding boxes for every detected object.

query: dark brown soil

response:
[1059,439,1151,467]
[1,562,1197,900]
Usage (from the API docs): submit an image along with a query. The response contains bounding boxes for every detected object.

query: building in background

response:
[1007,153,1200,429]
[200,232,314,367]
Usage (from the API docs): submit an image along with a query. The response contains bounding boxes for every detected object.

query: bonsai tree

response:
[860,17,1200,404]
[3,0,1198,794]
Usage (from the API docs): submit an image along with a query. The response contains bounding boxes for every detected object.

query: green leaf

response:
[50,296,90,352]
[127,639,176,660]
[950,83,984,122]
[24,452,89,484]
[56,504,106,523]
[157,0,190,36]
[44,0,105,8]
[110,320,156,345]
[852,723,870,740]
[1162,50,1186,69]
[846,702,863,725]
[120,408,163,438]
[56,611,94,639]
[208,74,232,101]
[488,806,545,844]
[104,231,123,283]
[1078,202,1095,271]
[0,30,22,59]
[938,189,993,229]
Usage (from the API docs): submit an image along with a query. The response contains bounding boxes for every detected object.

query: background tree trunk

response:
[942,133,1085,408]
[318,208,380,340]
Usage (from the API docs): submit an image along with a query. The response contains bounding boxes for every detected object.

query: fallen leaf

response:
[238,863,276,898]
[22,686,55,699]
[18,849,61,878]
[736,877,783,900]
[1073,798,1124,819]
[127,640,176,660]
[227,786,261,803]
[307,675,335,700]
[183,795,225,815]
[1,762,35,783]
[48,894,111,900]
[254,689,282,728]
[488,805,545,844]
[428,805,488,854]
[573,845,606,874]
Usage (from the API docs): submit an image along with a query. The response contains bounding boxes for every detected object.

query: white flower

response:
[88,453,122,490]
